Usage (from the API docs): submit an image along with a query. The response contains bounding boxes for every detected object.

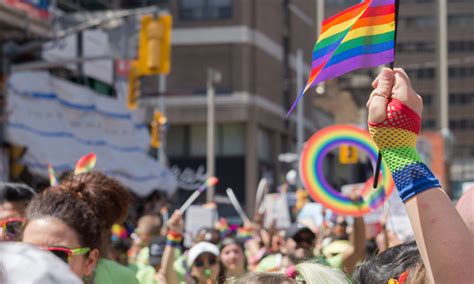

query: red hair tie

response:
[286,266,297,279]
[387,271,409,284]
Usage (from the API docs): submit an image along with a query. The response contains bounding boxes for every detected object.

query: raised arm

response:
[367,68,473,283]
[157,210,184,284]
[341,216,366,274]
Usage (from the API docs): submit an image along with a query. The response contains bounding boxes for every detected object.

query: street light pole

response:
[206,68,221,202]
[158,74,167,166]
[315,0,325,95]
[436,0,451,193]
[436,0,448,132]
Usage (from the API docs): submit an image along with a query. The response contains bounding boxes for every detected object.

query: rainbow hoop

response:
[299,125,394,216]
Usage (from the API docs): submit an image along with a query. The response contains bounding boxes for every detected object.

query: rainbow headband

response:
[299,125,394,216]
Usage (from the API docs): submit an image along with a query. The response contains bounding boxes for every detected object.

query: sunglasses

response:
[194,255,218,268]
[42,246,91,264]
[0,218,25,238]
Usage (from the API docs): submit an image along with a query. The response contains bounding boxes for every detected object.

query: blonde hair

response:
[226,262,349,284]
[296,262,350,284]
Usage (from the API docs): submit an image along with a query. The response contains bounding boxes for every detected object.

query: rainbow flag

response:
[47,163,59,186]
[361,175,386,209]
[288,0,396,115]
[236,227,254,241]
[74,153,97,175]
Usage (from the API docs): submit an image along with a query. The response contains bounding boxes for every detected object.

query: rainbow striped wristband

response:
[166,231,183,247]
[369,99,441,202]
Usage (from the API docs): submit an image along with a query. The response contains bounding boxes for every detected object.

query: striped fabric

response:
[368,99,440,202]
[288,0,396,115]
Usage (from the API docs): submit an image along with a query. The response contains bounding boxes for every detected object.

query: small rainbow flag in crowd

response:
[361,175,386,209]
[216,218,232,238]
[236,227,254,241]
[47,163,59,186]
[288,0,397,115]
[74,153,97,175]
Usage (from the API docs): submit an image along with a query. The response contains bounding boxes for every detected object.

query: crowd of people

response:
[0,68,473,283]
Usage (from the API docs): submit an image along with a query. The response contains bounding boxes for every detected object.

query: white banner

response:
[6,71,177,197]
[42,29,113,84]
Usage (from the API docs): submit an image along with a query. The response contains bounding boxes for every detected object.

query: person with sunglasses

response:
[23,188,100,281]
[159,211,223,284]
[0,182,36,241]
[187,242,221,283]
[23,172,138,284]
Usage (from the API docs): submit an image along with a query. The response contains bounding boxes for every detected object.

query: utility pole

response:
[206,68,221,202]
[296,49,304,188]
[436,0,448,132]
[158,74,166,166]
[436,0,452,193]
[315,0,325,95]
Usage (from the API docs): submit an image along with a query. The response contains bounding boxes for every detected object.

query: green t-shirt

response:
[135,264,158,284]
[172,252,186,283]
[136,247,150,266]
[94,258,138,284]
[322,240,350,269]
[255,253,331,272]
[255,254,284,272]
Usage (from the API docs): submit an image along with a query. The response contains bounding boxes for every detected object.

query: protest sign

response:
[184,205,218,247]
[262,193,291,229]
[297,203,324,228]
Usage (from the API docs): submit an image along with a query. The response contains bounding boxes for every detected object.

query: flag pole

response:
[373,0,400,189]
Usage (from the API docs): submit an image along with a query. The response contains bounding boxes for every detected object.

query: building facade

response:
[396,0,474,184]
[155,0,320,213]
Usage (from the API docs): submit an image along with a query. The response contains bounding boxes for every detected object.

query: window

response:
[449,15,474,27]
[449,93,474,105]
[167,125,187,157]
[258,128,273,162]
[400,16,435,29]
[422,94,433,106]
[179,0,232,21]
[326,0,360,7]
[449,119,474,130]
[449,41,474,53]
[449,67,474,78]
[403,0,433,3]
[186,123,245,157]
[406,68,434,80]
[221,124,245,156]
[190,124,208,157]
[422,119,436,129]
[398,42,435,53]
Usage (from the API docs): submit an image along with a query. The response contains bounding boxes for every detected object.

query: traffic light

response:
[150,111,167,148]
[137,14,172,75]
[127,14,172,110]
[339,145,358,164]
[127,61,140,110]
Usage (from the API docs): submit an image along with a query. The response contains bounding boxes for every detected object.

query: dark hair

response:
[0,183,36,203]
[353,241,422,284]
[26,189,101,250]
[221,237,245,253]
[59,171,131,230]
[26,171,131,254]
[220,237,247,282]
